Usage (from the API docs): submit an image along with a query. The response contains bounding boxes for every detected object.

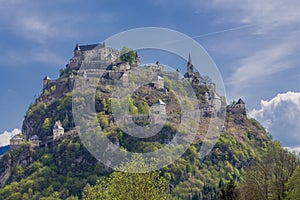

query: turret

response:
[74,44,81,57]
[43,76,51,89]
[53,120,64,140]
[10,134,24,150]
[236,98,246,110]
[227,98,246,117]
[74,44,80,51]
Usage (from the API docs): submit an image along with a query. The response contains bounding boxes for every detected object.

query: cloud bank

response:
[0,128,21,147]
[250,91,300,147]
[285,147,300,156]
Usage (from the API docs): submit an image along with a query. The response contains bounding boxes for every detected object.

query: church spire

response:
[188,53,192,65]
[187,53,194,75]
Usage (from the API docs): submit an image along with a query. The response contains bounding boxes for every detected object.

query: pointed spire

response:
[236,98,245,105]
[74,44,80,51]
[188,53,192,65]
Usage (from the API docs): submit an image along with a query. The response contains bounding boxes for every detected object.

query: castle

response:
[41,42,234,118]
[68,42,120,70]
[17,42,246,151]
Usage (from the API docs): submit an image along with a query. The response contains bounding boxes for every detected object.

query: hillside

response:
[0,44,283,199]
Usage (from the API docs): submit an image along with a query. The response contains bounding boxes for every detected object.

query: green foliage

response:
[120,47,136,64]
[220,179,238,200]
[42,118,52,135]
[13,165,25,181]
[82,154,169,200]
[14,63,288,199]
[239,142,299,200]
[138,101,150,114]
[97,112,109,128]
[128,96,137,114]
[43,89,50,96]
[50,85,57,92]
[0,136,109,200]
[59,68,72,77]
[285,165,300,200]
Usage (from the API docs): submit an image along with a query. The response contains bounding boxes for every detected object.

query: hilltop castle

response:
[42,43,233,117]
[33,42,246,140]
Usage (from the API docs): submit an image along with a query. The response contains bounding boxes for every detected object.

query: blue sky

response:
[0,0,300,151]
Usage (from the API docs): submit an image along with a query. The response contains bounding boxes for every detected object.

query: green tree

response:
[101,99,107,112]
[285,165,300,200]
[128,97,137,114]
[14,165,24,181]
[220,179,238,200]
[42,118,52,134]
[62,114,70,128]
[138,102,150,114]
[97,112,108,128]
[239,142,298,200]
[120,47,136,64]
[82,154,169,200]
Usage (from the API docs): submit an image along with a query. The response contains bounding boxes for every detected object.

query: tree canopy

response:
[120,47,136,64]
[82,154,169,200]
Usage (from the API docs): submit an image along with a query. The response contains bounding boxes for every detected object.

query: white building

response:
[29,135,41,147]
[53,121,64,140]
[153,75,164,89]
[151,99,166,115]
[10,134,24,150]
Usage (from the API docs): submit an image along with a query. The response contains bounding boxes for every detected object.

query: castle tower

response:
[10,134,24,150]
[187,53,194,76]
[134,51,141,67]
[153,75,164,89]
[53,120,64,140]
[226,98,246,117]
[204,92,210,102]
[236,98,246,110]
[74,43,80,51]
[151,99,166,115]
[43,76,51,89]
[74,44,81,56]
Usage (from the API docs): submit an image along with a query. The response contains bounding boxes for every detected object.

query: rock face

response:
[0,156,11,187]
[0,144,34,187]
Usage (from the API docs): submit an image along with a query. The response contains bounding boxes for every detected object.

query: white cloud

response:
[190,0,300,103]
[14,17,57,43]
[228,42,294,89]
[250,91,300,147]
[206,0,300,34]
[0,128,21,147]
[0,1,83,43]
[285,146,300,156]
